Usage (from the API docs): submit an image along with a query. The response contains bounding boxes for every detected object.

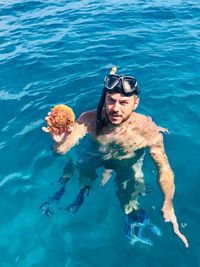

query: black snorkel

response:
[96,67,117,135]
[96,86,107,135]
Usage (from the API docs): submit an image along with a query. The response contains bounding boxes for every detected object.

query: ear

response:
[133,97,140,110]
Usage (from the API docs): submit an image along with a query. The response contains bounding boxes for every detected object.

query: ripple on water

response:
[0,0,200,265]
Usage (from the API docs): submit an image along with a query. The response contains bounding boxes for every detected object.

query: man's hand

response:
[42,112,73,143]
[162,201,189,248]
[42,127,67,143]
[149,133,189,248]
[162,200,174,222]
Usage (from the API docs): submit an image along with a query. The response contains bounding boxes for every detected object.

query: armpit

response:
[77,110,96,132]
[146,116,169,134]
[139,116,167,145]
[147,130,164,150]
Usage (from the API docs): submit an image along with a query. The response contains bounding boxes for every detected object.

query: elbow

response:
[159,164,174,179]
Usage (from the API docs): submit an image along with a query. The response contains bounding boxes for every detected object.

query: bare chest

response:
[94,126,150,160]
[99,130,147,148]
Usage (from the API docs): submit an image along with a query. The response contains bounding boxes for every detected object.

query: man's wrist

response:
[163,199,173,209]
[53,143,66,154]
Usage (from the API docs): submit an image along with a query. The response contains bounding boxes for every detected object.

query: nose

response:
[112,101,120,112]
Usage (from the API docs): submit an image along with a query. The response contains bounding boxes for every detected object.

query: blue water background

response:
[0,0,200,266]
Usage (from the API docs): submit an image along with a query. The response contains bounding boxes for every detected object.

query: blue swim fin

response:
[66,186,90,214]
[40,185,66,217]
[40,160,75,216]
[125,209,161,246]
[40,200,54,217]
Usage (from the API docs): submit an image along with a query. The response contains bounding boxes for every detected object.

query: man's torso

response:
[81,111,163,160]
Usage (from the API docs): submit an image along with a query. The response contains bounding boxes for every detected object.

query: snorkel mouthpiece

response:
[110,66,117,75]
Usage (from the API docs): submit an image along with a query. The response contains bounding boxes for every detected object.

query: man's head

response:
[96,70,140,133]
[105,92,139,125]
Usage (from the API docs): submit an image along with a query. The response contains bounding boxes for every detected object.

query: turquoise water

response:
[0,0,200,266]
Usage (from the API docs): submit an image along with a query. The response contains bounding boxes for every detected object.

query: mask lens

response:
[123,77,137,93]
[105,75,119,89]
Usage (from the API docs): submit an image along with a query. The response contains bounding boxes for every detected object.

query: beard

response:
[105,109,132,125]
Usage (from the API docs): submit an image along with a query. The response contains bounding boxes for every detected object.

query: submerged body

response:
[50,108,188,247]
[43,71,189,247]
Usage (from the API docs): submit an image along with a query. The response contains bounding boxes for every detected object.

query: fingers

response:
[53,133,66,143]
[163,208,189,248]
[171,217,189,248]
[45,112,51,122]
[43,110,73,140]
[60,132,66,139]
[45,116,50,122]
[68,126,74,132]
[163,128,169,134]
[162,205,173,222]
[44,113,52,131]
[164,215,171,222]
[158,126,169,134]
[53,135,62,143]
[42,126,50,133]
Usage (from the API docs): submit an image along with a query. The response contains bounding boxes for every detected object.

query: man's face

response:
[105,92,139,125]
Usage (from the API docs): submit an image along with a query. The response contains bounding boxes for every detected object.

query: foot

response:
[66,186,90,214]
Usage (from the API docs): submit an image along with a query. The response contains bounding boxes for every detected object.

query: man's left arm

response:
[149,133,189,248]
[149,134,174,215]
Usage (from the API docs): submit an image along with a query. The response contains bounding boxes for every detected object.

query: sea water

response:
[0,0,199,266]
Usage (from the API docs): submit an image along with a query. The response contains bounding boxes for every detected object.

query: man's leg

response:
[66,155,102,214]
[100,168,113,186]
[115,154,145,214]
[115,154,161,245]
[40,159,75,216]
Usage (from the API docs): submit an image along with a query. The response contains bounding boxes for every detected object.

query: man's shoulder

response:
[76,110,97,133]
[78,109,97,121]
[133,112,157,126]
[133,112,168,136]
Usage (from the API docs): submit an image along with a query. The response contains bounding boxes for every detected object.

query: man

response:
[43,67,188,247]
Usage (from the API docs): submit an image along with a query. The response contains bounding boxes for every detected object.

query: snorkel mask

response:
[96,67,140,135]
[104,74,140,96]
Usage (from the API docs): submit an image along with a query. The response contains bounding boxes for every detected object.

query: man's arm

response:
[53,111,93,154]
[149,134,174,209]
[149,133,189,247]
